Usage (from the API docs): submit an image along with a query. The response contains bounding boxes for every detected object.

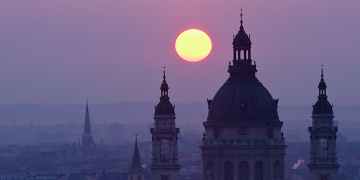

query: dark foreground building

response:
[200,12,287,180]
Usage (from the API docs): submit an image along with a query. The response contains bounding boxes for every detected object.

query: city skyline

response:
[0,1,359,106]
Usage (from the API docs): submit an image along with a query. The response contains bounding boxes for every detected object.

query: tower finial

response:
[163,66,166,81]
[240,8,243,25]
[321,64,324,79]
[135,134,138,141]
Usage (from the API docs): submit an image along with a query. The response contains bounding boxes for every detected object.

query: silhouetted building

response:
[149,70,181,180]
[200,12,287,180]
[128,137,145,180]
[308,68,340,180]
[82,101,95,148]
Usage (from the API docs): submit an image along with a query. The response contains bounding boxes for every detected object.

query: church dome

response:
[207,76,279,121]
[207,12,278,122]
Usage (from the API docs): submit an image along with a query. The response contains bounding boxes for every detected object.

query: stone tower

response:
[149,69,181,180]
[128,136,145,180]
[82,100,94,148]
[308,68,340,180]
[200,12,287,180]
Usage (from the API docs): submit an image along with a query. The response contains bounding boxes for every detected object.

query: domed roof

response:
[233,26,251,46]
[207,76,279,121]
[313,99,333,114]
[155,98,175,115]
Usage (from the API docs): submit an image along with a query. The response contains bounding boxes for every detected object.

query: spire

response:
[318,64,327,98]
[163,66,166,81]
[230,9,255,78]
[155,67,175,115]
[312,65,333,114]
[128,135,143,173]
[160,66,169,97]
[84,99,91,135]
[240,8,244,31]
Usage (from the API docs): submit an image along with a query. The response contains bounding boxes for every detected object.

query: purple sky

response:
[0,1,359,106]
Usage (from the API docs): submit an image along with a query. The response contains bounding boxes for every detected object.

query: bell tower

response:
[308,67,340,180]
[149,68,181,180]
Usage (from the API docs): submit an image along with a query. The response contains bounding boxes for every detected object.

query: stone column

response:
[234,154,238,180]
[249,154,254,180]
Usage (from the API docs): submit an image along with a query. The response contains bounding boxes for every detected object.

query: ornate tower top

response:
[313,66,333,115]
[155,68,175,115]
[229,10,256,79]
[207,12,279,122]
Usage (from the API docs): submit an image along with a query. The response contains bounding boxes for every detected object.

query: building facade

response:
[200,13,287,180]
[149,70,181,180]
[308,68,340,180]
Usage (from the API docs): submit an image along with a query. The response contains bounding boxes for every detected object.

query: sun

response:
[175,29,212,62]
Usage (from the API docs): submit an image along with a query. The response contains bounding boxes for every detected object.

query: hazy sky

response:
[0,1,359,106]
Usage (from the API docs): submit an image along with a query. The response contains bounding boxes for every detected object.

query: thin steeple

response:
[318,64,327,98]
[84,99,91,135]
[240,8,244,31]
[128,135,143,172]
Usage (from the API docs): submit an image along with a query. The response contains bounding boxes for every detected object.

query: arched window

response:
[224,161,233,180]
[160,140,170,157]
[206,161,213,180]
[255,161,263,180]
[239,161,249,180]
[319,139,328,157]
[274,161,281,180]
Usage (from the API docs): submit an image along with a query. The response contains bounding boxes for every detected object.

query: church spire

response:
[128,135,143,173]
[312,65,333,114]
[318,64,327,98]
[240,8,244,31]
[84,99,91,135]
[160,66,169,98]
[155,67,175,115]
[230,10,256,78]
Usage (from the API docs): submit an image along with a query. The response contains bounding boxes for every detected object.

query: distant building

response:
[149,70,181,180]
[308,68,340,180]
[82,101,95,148]
[200,12,287,180]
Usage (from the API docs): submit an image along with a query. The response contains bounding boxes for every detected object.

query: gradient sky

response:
[0,1,359,106]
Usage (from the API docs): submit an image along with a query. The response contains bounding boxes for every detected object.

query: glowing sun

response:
[175,29,212,62]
